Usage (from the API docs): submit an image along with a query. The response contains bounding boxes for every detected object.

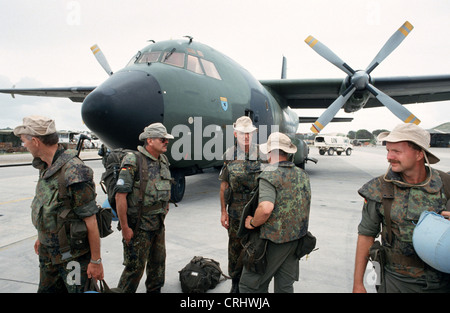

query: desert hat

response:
[233,116,257,133]
[377,123,439,164]
[13,115,56,137]
[139,122,174,141]
[259,132,297,154]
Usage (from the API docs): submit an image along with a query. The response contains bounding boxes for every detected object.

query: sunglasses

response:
[157,138,169,143]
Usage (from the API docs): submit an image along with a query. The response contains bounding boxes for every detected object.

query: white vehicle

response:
[314,135,352,156]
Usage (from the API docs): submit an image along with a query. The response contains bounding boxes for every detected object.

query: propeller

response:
[90,44,114,76]
[305,21,420,134]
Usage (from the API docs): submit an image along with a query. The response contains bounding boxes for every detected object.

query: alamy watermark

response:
[169,117,280,161]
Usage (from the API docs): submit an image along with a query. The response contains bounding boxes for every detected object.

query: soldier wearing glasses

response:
[114,123,173,293]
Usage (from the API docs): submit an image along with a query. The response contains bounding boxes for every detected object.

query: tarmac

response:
[0,146,449,293]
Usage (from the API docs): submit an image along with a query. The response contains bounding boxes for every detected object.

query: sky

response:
[0,0,449,135]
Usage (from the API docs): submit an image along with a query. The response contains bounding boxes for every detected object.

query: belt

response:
[141,202,166,213]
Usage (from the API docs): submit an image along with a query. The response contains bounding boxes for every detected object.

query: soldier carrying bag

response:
[237,187,269,274]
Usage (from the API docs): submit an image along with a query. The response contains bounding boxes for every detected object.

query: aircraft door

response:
[249,89,273,135]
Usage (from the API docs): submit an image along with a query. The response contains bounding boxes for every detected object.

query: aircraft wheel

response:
[170,170,186,203]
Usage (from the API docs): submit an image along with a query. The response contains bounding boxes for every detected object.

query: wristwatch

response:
[250,219,257,228]
[90,258,102,264]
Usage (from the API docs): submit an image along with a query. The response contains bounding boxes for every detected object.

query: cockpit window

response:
[201,59,222,80]
[136,51,161,64]
[128,47,221,80]
[162,51,185,68]
[187,55,204,75]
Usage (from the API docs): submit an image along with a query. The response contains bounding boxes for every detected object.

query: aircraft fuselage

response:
[82,39,302,172]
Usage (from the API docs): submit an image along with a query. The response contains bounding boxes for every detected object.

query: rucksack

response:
[100,148,140,214]
[179,256,230,293]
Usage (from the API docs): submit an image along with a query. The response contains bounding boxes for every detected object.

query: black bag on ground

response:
[179,256,230,293]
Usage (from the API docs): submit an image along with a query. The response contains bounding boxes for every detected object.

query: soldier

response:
[14,115,103,293]
[219,116,264,293]
[353,123,450,293]
[239,132,311,293]
[115,123,173,293]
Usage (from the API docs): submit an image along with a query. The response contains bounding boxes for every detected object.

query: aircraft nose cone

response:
[82,71,164,149]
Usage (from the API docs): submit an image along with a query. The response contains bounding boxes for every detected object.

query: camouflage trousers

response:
[239,240,299,293]
[37,245,90,293]
[118,225,166,293]
[228,216,243,280]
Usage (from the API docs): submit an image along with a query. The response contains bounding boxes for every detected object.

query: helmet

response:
[413,211,450,274]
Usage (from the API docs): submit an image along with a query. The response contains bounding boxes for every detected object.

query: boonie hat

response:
[233,116,257,133]
[139,122,174,141]
[259,132,297,154]
[377,123,439,164]
[13,115,56,137]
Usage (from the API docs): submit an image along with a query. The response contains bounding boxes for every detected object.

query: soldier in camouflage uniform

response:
[353,123,450,293]
[114,123,173,293]
[219,116,264,293]
[14,116,103,293]
[239,132,311,293]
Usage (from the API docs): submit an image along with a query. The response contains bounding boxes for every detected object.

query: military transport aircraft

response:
[1,21,450,201]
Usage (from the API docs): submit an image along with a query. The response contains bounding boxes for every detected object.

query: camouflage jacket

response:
[31,145,98,264]
[358,167,449,277]
[114,146,171,231]
[258,161,311,244]
[219,144,264,218]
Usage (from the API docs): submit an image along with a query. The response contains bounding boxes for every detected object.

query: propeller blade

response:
[305,35,355,76]
[311,85,356,133]
[367,84,420,125]
[90,44,113,76]
[365,21,414,74]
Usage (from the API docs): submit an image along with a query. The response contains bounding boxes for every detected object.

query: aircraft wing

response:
[260,74,450,109]
[0,86,96,103]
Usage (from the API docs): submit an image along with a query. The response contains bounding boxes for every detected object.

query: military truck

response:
[314,135,352,156]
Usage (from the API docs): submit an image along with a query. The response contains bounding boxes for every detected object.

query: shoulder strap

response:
[379,177,394,246]
[134,153,149,231]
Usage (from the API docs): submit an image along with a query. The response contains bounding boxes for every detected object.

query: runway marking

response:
[0,197,33,206]
[0,235,38,251]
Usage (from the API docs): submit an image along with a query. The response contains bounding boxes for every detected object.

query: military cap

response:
[377,123,439,164]
[139,122,174,141]
[13,115,56,137]
[260,132,297,154]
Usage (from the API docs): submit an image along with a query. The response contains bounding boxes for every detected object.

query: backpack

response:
[100,148,140,214]
[179,256,230,293]
[100,148,151,231]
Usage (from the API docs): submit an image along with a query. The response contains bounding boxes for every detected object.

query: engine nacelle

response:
[289,134,317,169]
